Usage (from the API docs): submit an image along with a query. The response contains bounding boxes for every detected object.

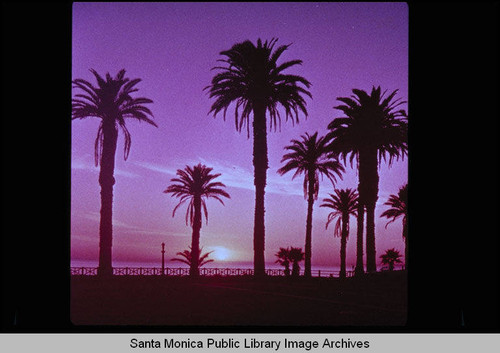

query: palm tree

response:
[206,38,312,277]
[380,183,408,268]
[320,189,358,279]
[278,132,344,277]
[164,164,230,277]
[288,247,305,277]
[72,69,157,276]
[275,247,291,276]
[171,247,215,269]
[380,248,403,271]
[326,86,408,273]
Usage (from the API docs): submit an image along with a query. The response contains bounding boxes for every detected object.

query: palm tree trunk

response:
[97,122,118,277]
[190,195,202,277]
[404,228,408,270]
[252,104,268,277]
[292,261,300,277]
[365,203,377,272]
[304,172,315,278]
[355,202,364,276]
[359,148,379,273]
[340,213,348,279]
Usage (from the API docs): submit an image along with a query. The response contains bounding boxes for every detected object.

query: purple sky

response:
[71,2,408,269]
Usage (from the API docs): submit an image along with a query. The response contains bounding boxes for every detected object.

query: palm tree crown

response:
[275,247,291,276]
[320,189,358,238]
[380,183,408,239]
[380,248,403,271]
[205,38,312,136]
[275,247,291,267]
[278,132,344,200]
[164,164,230,226]
[171,247,215,268]
[326,86,408,168]
[288,247,305,277]
[72,69,157,165]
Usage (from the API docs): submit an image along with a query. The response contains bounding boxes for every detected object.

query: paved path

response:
[71,276,407,326]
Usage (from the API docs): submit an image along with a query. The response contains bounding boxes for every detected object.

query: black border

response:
[1,2,498,333]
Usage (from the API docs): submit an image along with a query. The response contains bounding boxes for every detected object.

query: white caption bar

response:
[1,334,499,353]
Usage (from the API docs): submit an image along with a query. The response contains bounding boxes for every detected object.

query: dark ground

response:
[71,271,407,326]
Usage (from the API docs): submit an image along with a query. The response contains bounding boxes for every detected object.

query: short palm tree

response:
[206,38,312,277]
[380,248,403,271]
[275,247,291,276]
[320,189,358,279]
[278,132,344,277]
[326,86,408,273]
[171,247,215,269]
[381,183,408,268]
[164,164,229,277]
[72,69,157,276]
[288,247,305,277]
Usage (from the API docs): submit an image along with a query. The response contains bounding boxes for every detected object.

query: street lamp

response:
[161,242,165,276]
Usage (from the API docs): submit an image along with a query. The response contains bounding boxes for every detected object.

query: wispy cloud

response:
[79,211,188,238]
[134,158,306,196]
[132,161,178,176]
[72,154,139,178]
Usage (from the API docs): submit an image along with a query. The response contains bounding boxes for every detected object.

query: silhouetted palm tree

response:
[380,248,403,271]
[381,183,408,268]
[288,247,305,277]
[278,132,344,277]
[326,86,408,273]
[164,164,230,277]
[72,69,156,276]
[320,189,358,279]
[206,38,312,277]
[171,247,215,269]
[275,247,291,276]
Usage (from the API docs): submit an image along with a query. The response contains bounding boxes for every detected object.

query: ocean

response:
[70,259,404,272]
[70,259,345,272]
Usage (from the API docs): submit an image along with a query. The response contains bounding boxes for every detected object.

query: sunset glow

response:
[209,246,232,262]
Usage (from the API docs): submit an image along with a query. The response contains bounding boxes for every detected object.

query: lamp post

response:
[161,242,165,276]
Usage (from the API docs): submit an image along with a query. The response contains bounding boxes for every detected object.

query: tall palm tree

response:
[288,247,305,277]
[380,183,408,268]
[72,69,156,276]
[380,248,403,271]
[326,86,408,273]
[320,189,358,279]
[164,164,230,277]
[171,247,215,269]
[206,38,312,277]
[278,132,344,277]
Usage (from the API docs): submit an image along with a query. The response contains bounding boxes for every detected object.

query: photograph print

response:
[70,2,408,327]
